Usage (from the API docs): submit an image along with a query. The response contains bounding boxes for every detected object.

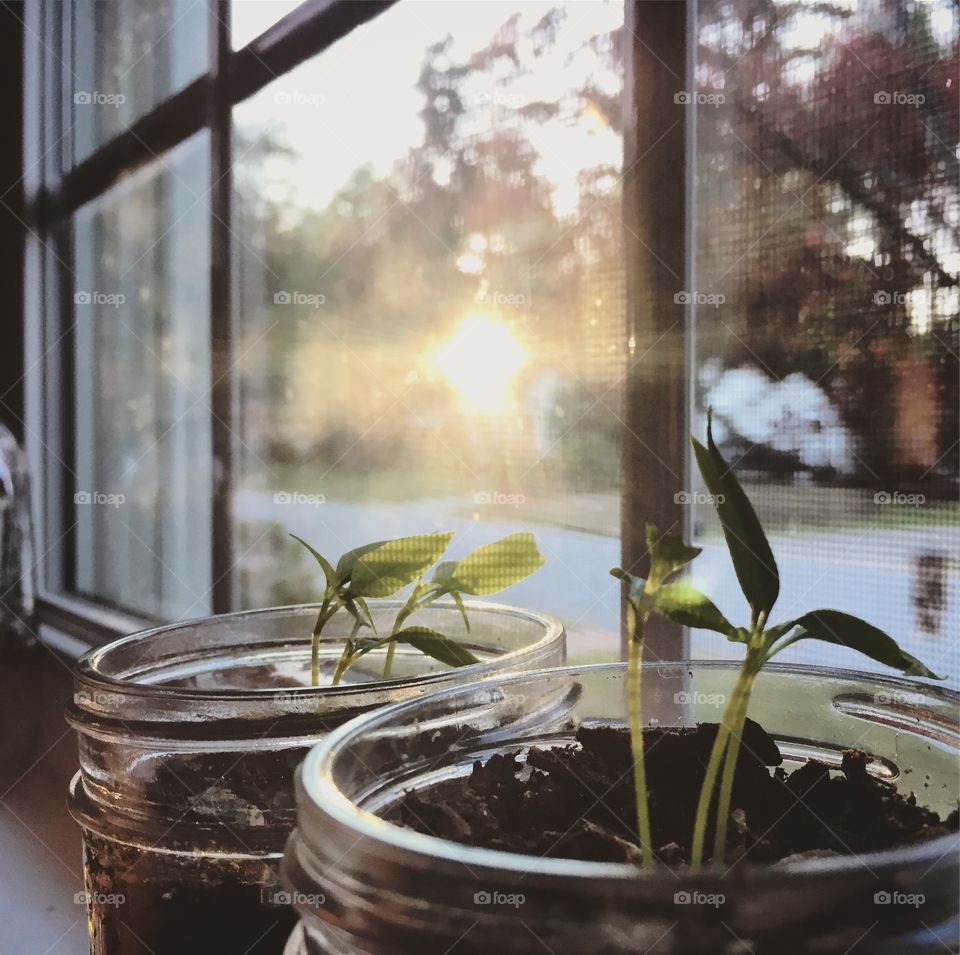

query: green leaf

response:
[353,595,376,632]
[446,533,546,595]
[348,532,453,598]
[610,567,647,606]
[394,626,480,668]
[691,411,779,621]
[651,581,742,640]
[768,610,944,680]
[290,534,337,594]
[646,524,701,588]
[336,540,387,581]
[344,596,377,635]
[610,567,652,642]
[347,616,365,640]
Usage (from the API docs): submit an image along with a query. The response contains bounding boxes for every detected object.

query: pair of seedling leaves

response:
[293,530,545,682]
[613,412,942,681]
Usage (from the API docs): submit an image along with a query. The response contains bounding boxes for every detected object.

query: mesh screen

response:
[690,0,959,682]
[233,2,627,657]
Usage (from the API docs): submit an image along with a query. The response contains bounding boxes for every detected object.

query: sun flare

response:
[432,314,528,413]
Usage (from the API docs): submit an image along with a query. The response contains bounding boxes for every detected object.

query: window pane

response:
[72,134,212,619]
[691,0,959,682]
[231,0,302,50]
[71,0,208,164]
[233,1,626,657]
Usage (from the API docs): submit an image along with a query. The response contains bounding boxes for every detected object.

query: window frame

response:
[20,0,692,653]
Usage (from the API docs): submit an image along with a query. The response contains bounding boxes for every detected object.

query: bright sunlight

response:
[432,314,528,414]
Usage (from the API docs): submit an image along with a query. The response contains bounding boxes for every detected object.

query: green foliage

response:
[608,523,702,867]
[292,530,546,685]
[349,533,453,598]
[631,413,944,868]
[442,532,546,595]
[645,523,701,588]
[653,581,743,640]
[392,627,481,668]
[690,411,779,623]
[769,609,942,680]
[290,534,337,595]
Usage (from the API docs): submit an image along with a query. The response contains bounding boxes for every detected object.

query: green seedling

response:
[611,525,701,867]
[614,410,943,868]
[292,531,546,686]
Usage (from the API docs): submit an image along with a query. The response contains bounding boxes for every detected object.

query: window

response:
[689,0,959,679]
[21,0,959,680]
[232,2,626,653]
[72,134,212,619]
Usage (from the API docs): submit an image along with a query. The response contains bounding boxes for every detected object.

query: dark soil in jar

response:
[144,744,310,830]
[386,723,959,866]
[81,829,297,955]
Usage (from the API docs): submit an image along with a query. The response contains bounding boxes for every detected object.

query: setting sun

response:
[432,314,528,413]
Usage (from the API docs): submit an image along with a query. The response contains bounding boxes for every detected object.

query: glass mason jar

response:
[66,602,564,955]
[283,661,959,954]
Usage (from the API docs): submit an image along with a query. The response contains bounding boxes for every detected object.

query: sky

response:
[232,0,624,218]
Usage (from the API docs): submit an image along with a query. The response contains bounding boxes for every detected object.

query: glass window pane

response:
[231,0,302,50]
[691,0,959,682]
[71,0,208,164]
[233,1,626,658]
[72,133,212,619]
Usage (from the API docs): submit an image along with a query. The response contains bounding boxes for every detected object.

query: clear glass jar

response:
[284,661,959,954]
[67,601,564,955]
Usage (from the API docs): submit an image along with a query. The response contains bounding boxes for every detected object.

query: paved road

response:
[236,490,959,684]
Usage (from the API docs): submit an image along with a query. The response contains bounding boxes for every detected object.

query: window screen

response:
[232,1,627,659]
[689,0,959,682]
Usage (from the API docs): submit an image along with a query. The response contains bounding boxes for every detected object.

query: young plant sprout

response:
[611,526,701,867]
[613,411,943,868]
[293,531,546,686]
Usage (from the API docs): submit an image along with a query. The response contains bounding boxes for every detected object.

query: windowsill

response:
[0,634,86,953]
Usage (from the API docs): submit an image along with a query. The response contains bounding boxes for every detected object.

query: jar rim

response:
[297,659,960,883]
[72,600,565,704]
